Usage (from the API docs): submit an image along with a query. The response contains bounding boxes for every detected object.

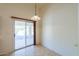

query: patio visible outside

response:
[15,21,34,49]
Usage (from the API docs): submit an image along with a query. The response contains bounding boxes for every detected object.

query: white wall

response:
[41,4,78,56]
[78,4,79,56]
[0,3,41,55]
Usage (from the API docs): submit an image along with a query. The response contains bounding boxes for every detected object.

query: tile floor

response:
[10,45,60,56]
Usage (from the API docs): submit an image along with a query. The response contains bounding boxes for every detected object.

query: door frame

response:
[11,16,36,49]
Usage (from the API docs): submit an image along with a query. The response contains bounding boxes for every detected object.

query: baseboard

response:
[41,44,62,56]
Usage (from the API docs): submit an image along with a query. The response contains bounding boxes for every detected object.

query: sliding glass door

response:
[15,20,34,49]
[25,22,34,46]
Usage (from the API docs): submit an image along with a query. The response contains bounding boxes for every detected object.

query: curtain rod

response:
[11,16,36,22]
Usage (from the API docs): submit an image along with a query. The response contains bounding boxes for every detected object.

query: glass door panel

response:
[25,22,34,46]
[15,20,25,49]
